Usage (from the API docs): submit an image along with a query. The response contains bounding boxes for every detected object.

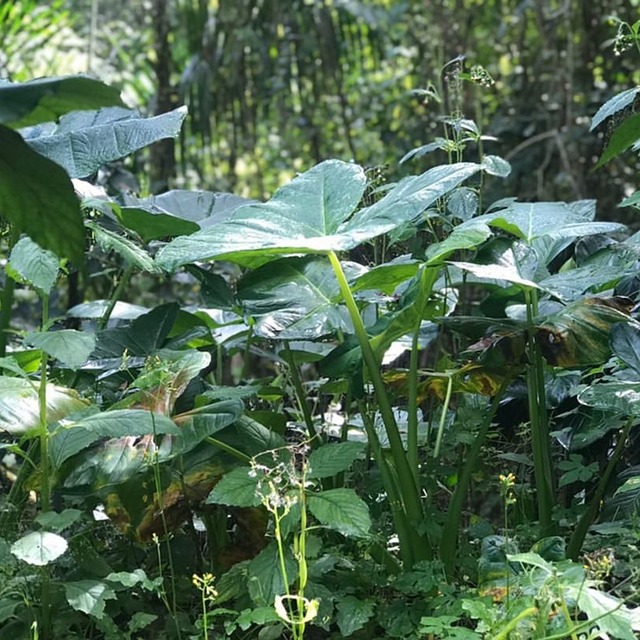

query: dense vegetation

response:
[2,2,640,639]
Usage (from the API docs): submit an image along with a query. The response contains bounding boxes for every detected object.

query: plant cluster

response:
[1,57,640,640]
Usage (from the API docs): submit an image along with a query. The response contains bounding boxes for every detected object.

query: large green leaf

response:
[0,76,124,128]
[91,303,179,359]
[425,221,492,264]
[58,409,280,541]
[351,255,420,295]
[11,531,68,566]
[248,543,297,607]
[578,381,640,416]
[467,201,624,250]
[538,298,631,367]
[538,264,630,301]
[23,106,187,178]
[596,111,640,168]
[603,474,640,521]
[611,322,640,375]
[186,265,237,311]
[0,377,87,435]
[591,87,640,131]
[49,409,179,470]
[87,221,159,273]
[25,330,96,369]
[307,488,371,538]
[64,580,117,619]
[532,222,627,265]
[238,256,364,339]
[307,441,366,478]
[156,161,481,271]
[116,190,253,241]
[7,236,60,293]
[206,467,262,507]
[0,125,85,264]
[573,585,638,640]
[450,261,539,289]
[336,596,376,637]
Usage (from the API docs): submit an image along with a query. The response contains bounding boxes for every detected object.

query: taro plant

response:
[155,156,511,568]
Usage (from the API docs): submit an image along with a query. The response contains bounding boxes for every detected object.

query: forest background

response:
[4,0,640,213]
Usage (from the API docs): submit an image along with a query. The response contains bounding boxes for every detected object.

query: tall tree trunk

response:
[150,0,175,193]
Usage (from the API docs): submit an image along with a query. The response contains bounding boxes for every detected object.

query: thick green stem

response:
[282,341,320,448]
[567,418,634,559]
[37,295,52,640]
[329,252,428,564]
[407,267,438,484]
[493,607,539,640]
[98,264,135,331]
[150,412,182,640]
[440,380,508,576]
[525,288,556,536]
[357,401,427,566]
[432,373,453,460]
[0,227,19,357]
[38,296,51,513]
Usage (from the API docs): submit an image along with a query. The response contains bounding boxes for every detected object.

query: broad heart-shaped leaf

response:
[307,441,366,478]
[58,411,281,542]
[49,408,180,469]
[35,509,82,533]
[591,87,640,131]
[611,322,640,375]
[596,111,640,168]
[425,220,492,264]
[468,200,597,244]
[64,580,117,619]
[0,76,124,128]
[532,222,627,266]
[450,261,539,289]
[307,488,371,538]
[25,330,96,369]
[538,263,631,302]
[156,160,366,269]
[11,531,68,566]
[237,256,364,339]
[86,221,159,273]
[68,300,148,321]
[156,161,481,271]
[91,303,179,359]
[206,467,261,507]
[0,377,88,435]
[573,585,638,640]
[22,106,187,178]
[351,255,420,295]
[8,236,59,293]
[537,298,631,367]
[603,474,640,521]
[116,190,253,241]
[0,125,85,265]
[53,399,241,478]
[186,265,237,311]
[578,381,640,416]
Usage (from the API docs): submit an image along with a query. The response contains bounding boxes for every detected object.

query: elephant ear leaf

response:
[0,125,85,265]
[156,161,482,271]
[0,76,124,128]
[610,322,640,375]
[537,297,633,367]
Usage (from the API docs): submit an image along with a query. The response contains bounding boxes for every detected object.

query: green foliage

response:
[3,39,640,638]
